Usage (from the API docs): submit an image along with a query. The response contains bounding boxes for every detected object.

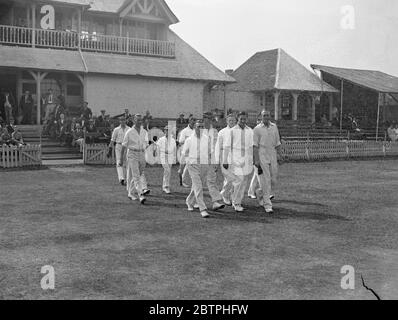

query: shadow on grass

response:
[211,205,350,223]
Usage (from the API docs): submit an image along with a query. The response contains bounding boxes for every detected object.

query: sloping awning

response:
[311,64,398,94]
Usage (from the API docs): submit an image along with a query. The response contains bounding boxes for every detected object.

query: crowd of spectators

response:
[0,122,26,147]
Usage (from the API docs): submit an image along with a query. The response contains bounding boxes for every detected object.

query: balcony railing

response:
[0,25,175,58]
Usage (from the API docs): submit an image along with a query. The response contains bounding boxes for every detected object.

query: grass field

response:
[1,160,397,300]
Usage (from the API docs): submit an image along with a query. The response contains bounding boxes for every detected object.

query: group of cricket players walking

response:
[110,110,282,218]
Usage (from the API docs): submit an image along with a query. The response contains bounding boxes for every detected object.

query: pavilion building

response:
[212,48,339,123]
[0,0,234,124]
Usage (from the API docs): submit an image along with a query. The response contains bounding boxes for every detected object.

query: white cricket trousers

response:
[220,166,236,201]
[231,174,250,206]
[162,163,172,189]
[186,164,209,212]
[126,151,147,197]
[248,167,261,197]
[115,144,126,182]
[257,154,278,210]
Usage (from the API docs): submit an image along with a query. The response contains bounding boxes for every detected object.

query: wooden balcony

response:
[0,25,175,58]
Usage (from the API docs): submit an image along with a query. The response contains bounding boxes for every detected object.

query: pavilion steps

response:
[16,125,83,161]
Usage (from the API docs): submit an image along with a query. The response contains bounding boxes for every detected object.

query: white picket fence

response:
[280,141,398,161]
[1,145,42,168]
[84,141,398,165]
[84,144,116,165]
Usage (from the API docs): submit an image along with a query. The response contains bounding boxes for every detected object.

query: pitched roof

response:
[44,0,91,7]
[229,48,338,93]
[87,0,125,13]
[117,0,179,24]
[311,65,398,94]
[0,31,235,83]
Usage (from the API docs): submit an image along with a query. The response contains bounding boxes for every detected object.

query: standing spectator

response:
[143,110,153,130]
[57,113,71,146]
[53,102,65,122]
[0,88,6,122]
[95,110,107,127]
[57,92,66,109]
[143,110,153,122]
[2,90,15,124]
[20,90,34,125]
[176,114,186,125]
[80,102,93,122]
[44,89,56,124]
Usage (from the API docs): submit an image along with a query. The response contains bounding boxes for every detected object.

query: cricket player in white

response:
[253,110,282,214]
[109,117,130,186]
[183,120,225,218]
[156,125,177,194]
[225,112,254,212]
[178,116,195,188]
[120,114,149,205]
[216,113,237,206]
[202,112,225,208]
[248,117,263,199]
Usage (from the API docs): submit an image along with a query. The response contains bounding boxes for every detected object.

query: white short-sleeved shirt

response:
[111,125,130,144]
[156,136,177,164]
[253,122,281,163]
[122,126,148,158]
[182,133,211,165]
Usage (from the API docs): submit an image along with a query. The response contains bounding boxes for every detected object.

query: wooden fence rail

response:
[84,141,398,165]
[1,145,42,169]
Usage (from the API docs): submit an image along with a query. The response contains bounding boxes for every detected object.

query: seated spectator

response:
[70,117,78,133]
[72,123,85,152]
[331,117,340,128]
[0,126,12,145]
[321,114,331,127]
[85,119,97,144]
[387,122,398,142]
[56,113,72,147]
[11,126,26,147]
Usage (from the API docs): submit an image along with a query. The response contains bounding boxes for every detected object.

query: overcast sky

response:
[168,0,398,76]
